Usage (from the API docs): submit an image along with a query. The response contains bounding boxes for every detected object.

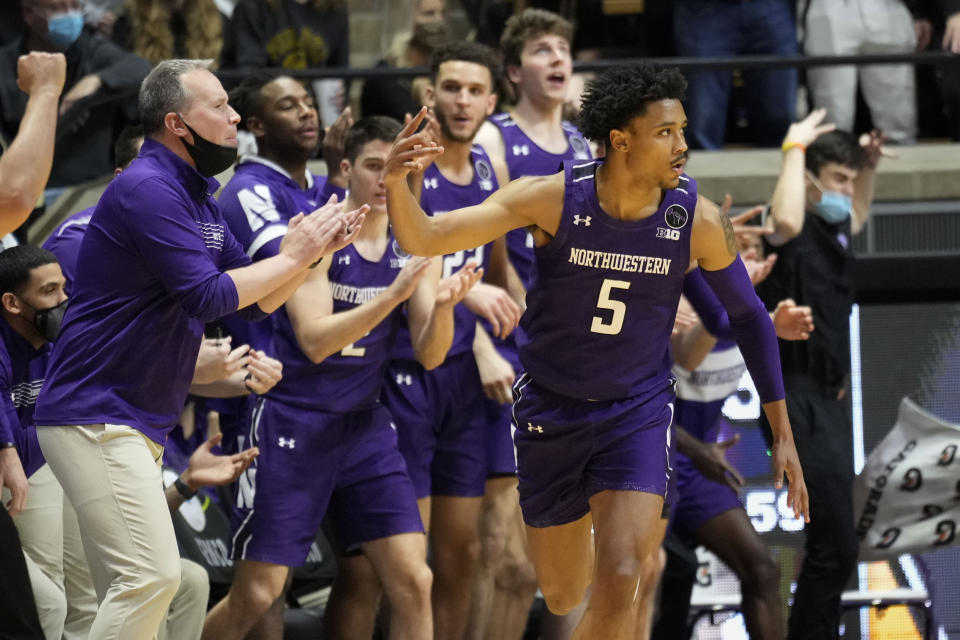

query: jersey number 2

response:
[590,279,630,335]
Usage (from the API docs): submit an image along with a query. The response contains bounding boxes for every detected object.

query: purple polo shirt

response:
[42,207,93,293]
[34,139,264,444]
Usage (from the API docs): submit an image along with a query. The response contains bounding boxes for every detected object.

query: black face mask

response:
[177,115,237,178]
[31,300,68,343]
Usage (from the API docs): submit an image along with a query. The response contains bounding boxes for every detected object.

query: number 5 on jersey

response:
[591,279,630,335]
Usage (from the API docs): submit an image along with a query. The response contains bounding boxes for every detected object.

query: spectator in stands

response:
[756,110,889,640]
[230,0,348,70]
[803,0,919,143]
[0,51,65,640]
[672,0,798,149]
[111,0,233,69]
[908,0,960,140]
[0,0,151,193]
[361,21,450,122]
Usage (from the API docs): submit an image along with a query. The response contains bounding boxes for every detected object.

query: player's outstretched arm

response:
[692,195,810,523]
[384,108,553,257]
[287,253,432,364]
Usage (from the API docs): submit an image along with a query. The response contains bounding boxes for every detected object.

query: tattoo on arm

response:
[719,209,737,257]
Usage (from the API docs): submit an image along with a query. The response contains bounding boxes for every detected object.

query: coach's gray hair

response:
[139,59,214,136]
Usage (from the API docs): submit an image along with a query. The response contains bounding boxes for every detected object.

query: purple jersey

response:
[489,112,592,289]
[218,157,345,352]
[391,145,499,360]
[518,159,697,402]
[42,208,93,294]
[34,140,261,443]
[268,237,408,412]
[0,322,48,477]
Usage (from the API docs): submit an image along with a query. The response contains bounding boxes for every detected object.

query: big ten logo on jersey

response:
[475,157,495,191]
[745,489,805,534]
[442,245,484,279]
[656,227,680,241]
[237,185,281,231]
[569,135,590,160]
[391,238,410,269]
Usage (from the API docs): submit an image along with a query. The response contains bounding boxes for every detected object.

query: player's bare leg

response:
[525,512,594,616]
[468,476,538,640]
[633,520,669,640]
[696,508,782,639]
[244,571,291,640]
[323,554,383,640]
[428,495,483,640]
[202,560,289,640]
[362,532,433,640]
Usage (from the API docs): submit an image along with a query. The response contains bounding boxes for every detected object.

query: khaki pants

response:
[37,424,182,640]
[160,558,210,640]
[6,464,98,639]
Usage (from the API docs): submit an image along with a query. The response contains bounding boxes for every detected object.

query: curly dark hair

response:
[806,130,867,176]
[576,64,687,144]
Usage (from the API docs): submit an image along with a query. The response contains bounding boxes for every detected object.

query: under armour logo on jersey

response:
[278,437,296,449]
[396,373,413,386]
[423,177,439,190]
[573,215,591,227]
[512,144,530,156]
[339,254,351,265]
[527,422,543,433]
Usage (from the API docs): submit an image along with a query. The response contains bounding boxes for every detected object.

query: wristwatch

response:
[174,476,198,500]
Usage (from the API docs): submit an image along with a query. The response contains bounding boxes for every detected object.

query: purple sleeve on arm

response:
[682,268,735,341]
[700,255,785,404]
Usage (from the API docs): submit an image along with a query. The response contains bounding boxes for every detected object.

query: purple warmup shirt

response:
[268,236,408,412]
[488,112,591,289]
[42,208,93,293]
[391,145,499,360]
[34,139,263,444]
[218,156,344,351]
[0,322,48,477]
[518,159,697,401]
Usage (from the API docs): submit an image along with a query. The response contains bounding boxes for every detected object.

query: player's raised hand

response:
[773,433,810,523]
[436,261,482,309]
[323,201,368,256]
[783,108,836,149]
[464,282,522,340]
[724,198,773,252]
[388,256,433,303]
[385,107,445,184]
[772,298,814,341]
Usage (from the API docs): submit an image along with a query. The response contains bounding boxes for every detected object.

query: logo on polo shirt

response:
[197,221,226,250]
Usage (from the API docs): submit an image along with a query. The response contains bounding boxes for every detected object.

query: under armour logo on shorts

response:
[278,437,296,449]
[527,422,543,433]
[573,215,591,227]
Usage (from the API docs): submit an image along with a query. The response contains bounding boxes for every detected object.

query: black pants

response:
[764,380,859,640]
[0,507,44,639]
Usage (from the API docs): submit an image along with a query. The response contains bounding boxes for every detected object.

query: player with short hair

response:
[380,40,522,640]
[385,64,810,639]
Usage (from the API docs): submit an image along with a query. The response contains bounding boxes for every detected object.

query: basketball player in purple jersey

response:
[384,65,810,639]
[470,10,591,638]
[203,117,478,640]
[379,41,520,640]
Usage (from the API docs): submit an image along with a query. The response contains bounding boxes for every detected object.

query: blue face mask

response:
[46,10,84,49]
[807,171,852,224]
